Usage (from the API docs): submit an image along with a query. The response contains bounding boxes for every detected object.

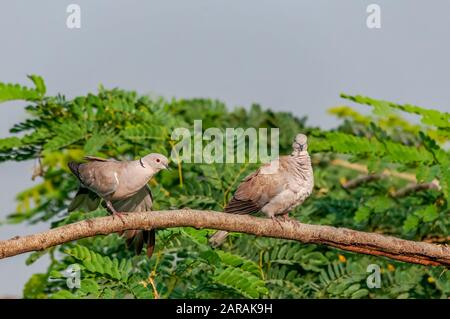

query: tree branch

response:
[341,174,384,189]
[391,182,440,198]
[330,159,441,190]
[0,210,449,267]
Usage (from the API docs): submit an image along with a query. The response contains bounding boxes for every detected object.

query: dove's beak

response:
[164,163,172,170]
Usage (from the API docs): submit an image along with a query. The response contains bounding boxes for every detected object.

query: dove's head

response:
[140,153,170,172]
[292,134,308,152]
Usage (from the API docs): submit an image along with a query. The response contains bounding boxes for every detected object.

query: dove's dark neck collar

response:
[139,158,146,168]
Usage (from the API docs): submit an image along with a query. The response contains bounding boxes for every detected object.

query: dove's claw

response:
[271,216,285,230]
[105,201,118,215]
[281,214,298,224]
[113,212,126,225]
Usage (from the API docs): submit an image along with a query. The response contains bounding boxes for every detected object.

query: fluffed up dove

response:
[209,133,314,247]
[68,153,169,257]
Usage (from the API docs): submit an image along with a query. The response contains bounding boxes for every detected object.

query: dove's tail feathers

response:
[68,161,81,180]
[123,229,156,258]
[68,187,101,212]
[112,185,156,258]
[210,197,259,247]
[209,230,229,248]
[224,197,260,215]
[124,230,143,254]
[146,229,156,258]
[134,231,145,255]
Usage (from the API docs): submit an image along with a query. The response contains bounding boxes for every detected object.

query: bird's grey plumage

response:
[209,133,314,247]
[68,153,169,257]
[113,185,156,257]
[69,154,168,202]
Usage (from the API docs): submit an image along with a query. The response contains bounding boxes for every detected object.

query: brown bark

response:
[0,210,448,267]
[391,182,440,198]
[341,174,384,189]
[330,159,441,190]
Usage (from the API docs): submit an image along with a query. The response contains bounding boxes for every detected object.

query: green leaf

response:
[216,251,260,277]
[414,205,439,223]
[199,250,221,266]
[23,274,48,299]
[0,82,41,103]
[49,270,63,279]
[0,137,22,151]
[65,245,128,282]
[438,165,450,206]
[51,289,79,299]
[403,215,420,232]
[44,122,87,151]
[79,279,99,295]
[27,74,46,96]
[351,289,369,299]
[25,250,48,266]
[84,133,109,154]
[341,94,450,129]
[122,123,168,141]
[213,267,268,299]
[416,165,440,183]
[354,206,371,223]
[366,196,394,213]
[129,278,154,299]
[397,292,410,299]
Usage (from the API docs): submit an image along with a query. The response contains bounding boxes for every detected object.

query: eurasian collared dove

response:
[209,133,314,247]
[68,153,169,257]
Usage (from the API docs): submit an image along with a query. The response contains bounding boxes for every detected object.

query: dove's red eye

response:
[156,158,160,163]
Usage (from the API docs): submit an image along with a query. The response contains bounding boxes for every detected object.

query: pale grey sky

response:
[1,1,449,296]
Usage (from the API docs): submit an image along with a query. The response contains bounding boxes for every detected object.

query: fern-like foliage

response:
[0,77,448,299]
[0,75,45,103]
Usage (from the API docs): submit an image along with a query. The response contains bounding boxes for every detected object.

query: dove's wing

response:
[75,161,123,198]
[67,156,121,211]
[83,156,119,162]
[224,157,289,214]
[112,184,153,212]
[112,185,155,257]
[224,169,263,214]
[68,187,102,212]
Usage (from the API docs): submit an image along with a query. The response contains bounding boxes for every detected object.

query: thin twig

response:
[391,182,440,198]
[331,159,441,190]
[341,174,383,189]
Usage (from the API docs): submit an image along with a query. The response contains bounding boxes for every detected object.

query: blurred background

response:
[0,0,449,297]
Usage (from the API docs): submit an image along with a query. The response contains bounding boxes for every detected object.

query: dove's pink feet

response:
[106,201,126,224]
[280,214,300,225]
[112,212,126,224]
[271,216,285,230]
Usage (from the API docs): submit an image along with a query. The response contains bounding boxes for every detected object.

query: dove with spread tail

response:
[68,153,169,257]
[209,133,314,247]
